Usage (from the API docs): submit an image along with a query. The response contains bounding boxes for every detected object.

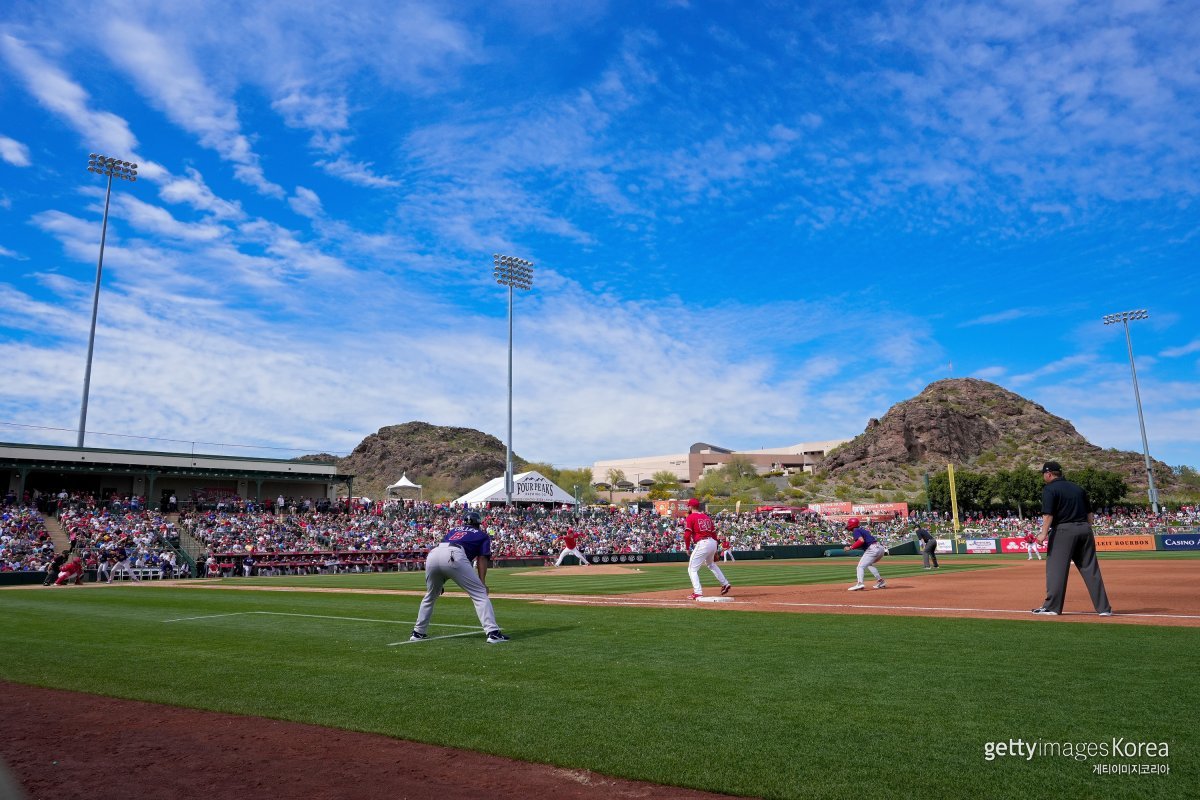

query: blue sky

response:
[0,0,1197,471]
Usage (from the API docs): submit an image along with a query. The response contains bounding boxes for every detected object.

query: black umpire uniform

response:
[1034,461,1112,616]
[917,528,938,569]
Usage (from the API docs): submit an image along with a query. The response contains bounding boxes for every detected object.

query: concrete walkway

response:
[41,515,71,552]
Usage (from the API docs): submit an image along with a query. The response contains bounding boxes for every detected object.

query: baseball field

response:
[2,552,1196,799]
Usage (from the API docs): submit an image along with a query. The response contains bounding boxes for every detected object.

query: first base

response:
[697,596,734,603]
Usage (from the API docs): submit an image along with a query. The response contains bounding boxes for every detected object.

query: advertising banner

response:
[808,502,852,516]
[1161,533,1200,551]
[935,539,954,554]
[965,538,998,553]
[851,502,910,519]
[654,500,689,518]
[1000,537,1047,555]
[1094,535,1156,552]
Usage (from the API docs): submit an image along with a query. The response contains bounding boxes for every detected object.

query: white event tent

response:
[385,473,422,500]
[454,470,577,507]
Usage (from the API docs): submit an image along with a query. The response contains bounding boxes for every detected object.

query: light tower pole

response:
[79,154,137,448]
[1102,309,1159,513]
[492,254,533,506]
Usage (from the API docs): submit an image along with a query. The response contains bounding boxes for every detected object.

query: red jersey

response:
[684,512,717,548]
[1022,533,1037,544]
[561,532,578,549]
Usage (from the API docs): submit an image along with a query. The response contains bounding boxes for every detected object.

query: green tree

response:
[954,471,992,511]
[990,467,1042,517]
[603,468,626,503]
[651,470,680,491]
[1069,467,1129,508]
[927,469,989,513]
[927,472,951,511]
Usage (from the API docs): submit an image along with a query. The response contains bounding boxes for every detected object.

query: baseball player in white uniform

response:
[682,498,731,599]
[843,517,887,591]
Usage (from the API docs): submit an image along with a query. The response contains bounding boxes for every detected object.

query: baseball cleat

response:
[847,583,865,591]
[1031,608,1058,615]
[720,583,731,595]
[1098,611,1113,617]
[408,631,428,641]
[687,592,702,600]
[874,579,887,589]
[486,630,511,644]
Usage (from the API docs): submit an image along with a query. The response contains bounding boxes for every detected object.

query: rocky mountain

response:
[319,422,524,500]
[819,378,1176,494]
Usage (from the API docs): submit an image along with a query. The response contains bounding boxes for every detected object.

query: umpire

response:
[1031,461,1113,617]
[917,528,938,569]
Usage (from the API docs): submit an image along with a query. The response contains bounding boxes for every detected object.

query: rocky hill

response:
[818,378,1176,494]
[322,422,524,500]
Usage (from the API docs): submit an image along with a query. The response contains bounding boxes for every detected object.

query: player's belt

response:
[441,542,464,550]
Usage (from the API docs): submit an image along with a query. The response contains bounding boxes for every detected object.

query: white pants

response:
[414,544,499,635]
[555,547,589,566]
[721,550,734,562]
[1026,543,1041,560]
[688,538,729,594]
[110,559,140,581]
[856,543,886,584]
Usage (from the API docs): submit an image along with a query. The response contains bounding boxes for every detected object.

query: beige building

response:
[592,439,848,489]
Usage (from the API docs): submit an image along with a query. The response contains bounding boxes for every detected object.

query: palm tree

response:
[606,468,626,503]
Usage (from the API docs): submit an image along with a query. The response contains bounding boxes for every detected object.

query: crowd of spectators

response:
[188,500,1200,570]
[911,506,1200,537]
[56,496,186,579]
[0,506,54,572]
[185,502,915,566]
[7,487,1198,578]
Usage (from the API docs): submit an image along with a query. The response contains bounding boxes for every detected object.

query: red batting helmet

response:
[687,498,701,508]
[845,517,860,530]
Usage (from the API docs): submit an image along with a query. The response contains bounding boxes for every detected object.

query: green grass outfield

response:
[1,554,1195,800]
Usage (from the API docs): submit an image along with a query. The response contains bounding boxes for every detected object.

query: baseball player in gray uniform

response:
[410,511,510,644]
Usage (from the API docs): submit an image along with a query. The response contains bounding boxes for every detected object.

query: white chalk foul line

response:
[163,611,478,628]
[162,612,253,623]
[387,631,485,646]
[767,602,1200,620]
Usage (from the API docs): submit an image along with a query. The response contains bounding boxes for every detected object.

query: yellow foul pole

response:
[947,464,961,534]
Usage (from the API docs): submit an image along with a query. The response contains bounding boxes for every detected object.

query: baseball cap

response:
[1041,461,1062,474]
[845,517,860,530]
[686,498,701,508]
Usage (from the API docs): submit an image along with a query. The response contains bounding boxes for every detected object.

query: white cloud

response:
[0,34,139,156]
[316,156,402,189]
[100,21,284,198]
[1010,354,1098,385]
[0,135,31,166]
[289,187,323,219]
[958,309,1033,327]
[1161,339,1200,358]
[158,168,244,220]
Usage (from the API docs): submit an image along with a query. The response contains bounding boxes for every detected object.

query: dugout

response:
[0,442,355,509]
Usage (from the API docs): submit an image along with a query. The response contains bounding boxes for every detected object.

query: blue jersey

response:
[441,526,492,562]
[852,527,878,548]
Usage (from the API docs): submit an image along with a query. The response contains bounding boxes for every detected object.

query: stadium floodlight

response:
[493,254,534,506]
[78,154,138,448]
[1102,309,1159,513]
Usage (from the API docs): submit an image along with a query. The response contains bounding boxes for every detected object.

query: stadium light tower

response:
[1102,309,1159,513]
[79,154,137,448]
[493,254,533,506]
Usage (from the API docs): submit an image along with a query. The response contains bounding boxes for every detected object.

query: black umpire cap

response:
[1041,461,1062,474]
